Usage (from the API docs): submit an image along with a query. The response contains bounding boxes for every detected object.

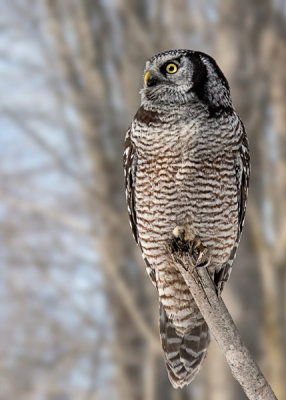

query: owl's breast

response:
[136,143,238,267]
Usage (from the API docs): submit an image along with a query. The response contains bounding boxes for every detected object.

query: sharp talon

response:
[196,251,210,268]
[195,247,210,268]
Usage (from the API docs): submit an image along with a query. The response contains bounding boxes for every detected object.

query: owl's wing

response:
[237,124,250,236]
[123,127,157,286]
[123,127,139,243]
[214,121,250,291]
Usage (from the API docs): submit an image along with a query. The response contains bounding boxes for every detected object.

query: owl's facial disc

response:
[141,56,194,105]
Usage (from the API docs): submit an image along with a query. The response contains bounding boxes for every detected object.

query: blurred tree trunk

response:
[202,341,232,400]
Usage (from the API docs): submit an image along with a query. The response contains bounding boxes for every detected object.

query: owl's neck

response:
[140,97,208,122]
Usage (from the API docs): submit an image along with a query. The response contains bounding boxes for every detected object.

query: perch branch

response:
[169,228,277,400]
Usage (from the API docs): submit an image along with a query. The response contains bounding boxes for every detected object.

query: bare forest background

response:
[0,0,285,399]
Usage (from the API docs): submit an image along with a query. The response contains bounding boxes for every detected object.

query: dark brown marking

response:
[134,106,161,125]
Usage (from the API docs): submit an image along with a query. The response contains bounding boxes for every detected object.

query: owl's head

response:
[141,49,232,112]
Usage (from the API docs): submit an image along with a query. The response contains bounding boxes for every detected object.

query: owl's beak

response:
[144,71,158,87]
[144,71,151,87]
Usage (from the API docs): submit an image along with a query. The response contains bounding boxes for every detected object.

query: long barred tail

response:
[159,303,210,388]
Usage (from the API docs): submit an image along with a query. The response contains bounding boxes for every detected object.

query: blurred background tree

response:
[0,0,285,399]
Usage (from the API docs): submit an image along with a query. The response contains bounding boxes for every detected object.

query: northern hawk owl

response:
[123,49,250,388]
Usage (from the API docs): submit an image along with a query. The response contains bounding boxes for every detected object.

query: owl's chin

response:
[140,86,192,107]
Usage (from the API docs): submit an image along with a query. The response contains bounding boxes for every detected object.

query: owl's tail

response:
[159,303,209,388]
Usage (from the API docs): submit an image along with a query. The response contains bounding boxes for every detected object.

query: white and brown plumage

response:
[123,49,250,388]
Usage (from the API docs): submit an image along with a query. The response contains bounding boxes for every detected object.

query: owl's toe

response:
[172,225,195,242]
[190,237,210,267]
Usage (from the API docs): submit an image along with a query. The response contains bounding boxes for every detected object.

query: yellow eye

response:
[166,63,178,74]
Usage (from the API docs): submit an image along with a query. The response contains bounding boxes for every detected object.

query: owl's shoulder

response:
[134,105,161,126]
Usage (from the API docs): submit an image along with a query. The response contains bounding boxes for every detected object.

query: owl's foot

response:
[192,238,210,268]
[171,226,210,270]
